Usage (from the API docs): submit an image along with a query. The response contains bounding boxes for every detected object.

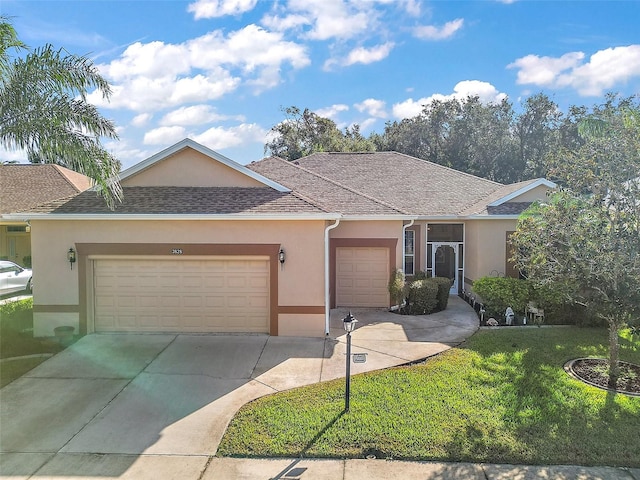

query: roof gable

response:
[120,138,290,192]
[487,178,556,206]
[0,164,92,214]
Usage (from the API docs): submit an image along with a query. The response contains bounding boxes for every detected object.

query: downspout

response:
[324,218,341,335]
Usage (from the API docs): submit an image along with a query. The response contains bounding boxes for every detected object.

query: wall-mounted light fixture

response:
[67,247,76,270]
[279,248,285,265]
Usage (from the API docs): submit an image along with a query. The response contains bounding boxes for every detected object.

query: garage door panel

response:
[336,247,389,308]
[94,258,270,333]
[227,276,247,288]
[204,276,225,288]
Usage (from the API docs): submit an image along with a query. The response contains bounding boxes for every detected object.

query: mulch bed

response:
[566,358,640,396]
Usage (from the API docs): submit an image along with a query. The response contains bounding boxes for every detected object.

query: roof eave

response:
[340,214,417,221]
[4,212,341,221]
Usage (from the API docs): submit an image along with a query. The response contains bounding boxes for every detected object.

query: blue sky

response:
[3,0,640,169]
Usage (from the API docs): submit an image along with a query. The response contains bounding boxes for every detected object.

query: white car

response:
[0,261,33,297]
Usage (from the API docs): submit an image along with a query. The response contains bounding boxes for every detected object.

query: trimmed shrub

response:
[471,276,601,326]
[388,269,405,307]
[472,277,532,320]
[433,277,452,311]
[406,279,438,315]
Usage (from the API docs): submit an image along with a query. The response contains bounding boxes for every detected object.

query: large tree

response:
[375,96,523,183]
[512,96,640,387]
[265,106,375,161]
[0,16,121,207]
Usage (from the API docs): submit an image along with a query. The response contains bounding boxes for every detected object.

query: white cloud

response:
[268,0,373,41]
[100,41,191,81]
[508,52,584,87]
[188,25,310,72]
[401,0,421,16]
[509,45,640,96]
[392,81,507,119]
[355,98,387,118]
[357,117,378,132]
[143,126,188,145]
[413,18,464,40]
[187,0,258,19]
[193,123,269,149]
[316,104,349,119]
[131,113,153,127]
[88,25,309,112]
[261,13,310,32]
[105,140,150,170]
[160,105,239,126]
[344,42,395,66]
[0,147,27,163]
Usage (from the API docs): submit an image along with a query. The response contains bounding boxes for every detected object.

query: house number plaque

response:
[171,248,183,255]
[352,353,367,364]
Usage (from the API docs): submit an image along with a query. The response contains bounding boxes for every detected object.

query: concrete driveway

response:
[0,296,478,479]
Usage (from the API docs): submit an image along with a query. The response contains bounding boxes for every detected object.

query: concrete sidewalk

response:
[2,454,638,479]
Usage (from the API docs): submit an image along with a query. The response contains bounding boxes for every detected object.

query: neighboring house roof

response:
[24,187,327,216]
[252,152,551,218]
[0,164,93,214]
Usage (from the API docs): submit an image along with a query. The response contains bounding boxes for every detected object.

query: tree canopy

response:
[511,95,640,386]
[0,16,121,207]
[267,94,592,184]
[265,106,375,161]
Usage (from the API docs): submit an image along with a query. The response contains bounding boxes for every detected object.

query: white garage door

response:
[93,257,269,333]
[336,247,389,307]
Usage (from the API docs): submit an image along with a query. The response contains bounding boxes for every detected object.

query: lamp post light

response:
[343,311,358,412]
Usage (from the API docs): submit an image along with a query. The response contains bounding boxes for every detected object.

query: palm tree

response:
[0,16,121,208]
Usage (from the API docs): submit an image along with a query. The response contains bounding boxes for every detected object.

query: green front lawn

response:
[218,327,640,467]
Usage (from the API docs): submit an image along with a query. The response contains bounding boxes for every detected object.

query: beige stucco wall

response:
[278,314,325,337]
[508,184,552,203]
[122,149,265,188]
[30,219,327,337]
[464,218,518,291]
[330,220,404,267]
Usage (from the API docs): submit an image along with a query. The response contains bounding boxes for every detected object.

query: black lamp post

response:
[343,311,358,412]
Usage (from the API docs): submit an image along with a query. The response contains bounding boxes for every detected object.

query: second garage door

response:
[93,257,269,333]
[336,247,389,307]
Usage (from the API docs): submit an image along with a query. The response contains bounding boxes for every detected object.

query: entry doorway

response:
[432,242,458,294]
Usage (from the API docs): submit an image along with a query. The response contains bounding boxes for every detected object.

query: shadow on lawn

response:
[455,327,640,466]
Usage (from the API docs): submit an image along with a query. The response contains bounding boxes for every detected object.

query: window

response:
[404,230,415,275]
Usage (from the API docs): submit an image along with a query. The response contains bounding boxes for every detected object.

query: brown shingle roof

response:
[270,152,507,216]
[248,156,406,215]
[26,187,327,215]
[0,164,92,214]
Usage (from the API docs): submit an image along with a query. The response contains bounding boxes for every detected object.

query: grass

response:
[0,298,64,387]
[0,356,50,388]
[218,327,640,467]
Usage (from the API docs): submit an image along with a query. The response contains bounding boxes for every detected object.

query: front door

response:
[432,243,458,294]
